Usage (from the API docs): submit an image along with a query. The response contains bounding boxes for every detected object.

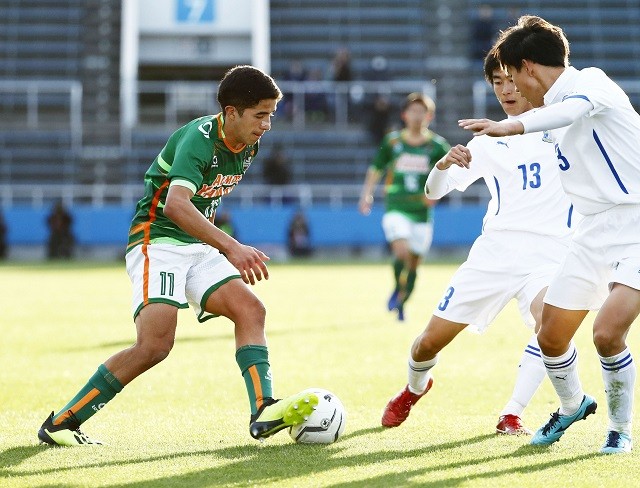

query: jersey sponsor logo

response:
[196,173,243,198]
[395,153,430,173]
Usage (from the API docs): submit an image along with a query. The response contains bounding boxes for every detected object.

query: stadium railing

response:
[0,80,83,149]
[0,182,488,209]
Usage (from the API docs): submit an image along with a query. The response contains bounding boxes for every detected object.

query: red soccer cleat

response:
[381,378,434,428]
[495,414,532,435]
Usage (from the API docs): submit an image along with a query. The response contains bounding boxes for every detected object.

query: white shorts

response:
[125,243,241,322]
[381,211,433,256]
[545,204,640,310]
[433,230,572,334]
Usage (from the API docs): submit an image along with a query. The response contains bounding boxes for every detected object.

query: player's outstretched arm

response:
[164,185,270,285]
[458,118,524,137]
[358,167,382,216]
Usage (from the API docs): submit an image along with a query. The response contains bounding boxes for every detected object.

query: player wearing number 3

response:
[38,66,318,446]
[381,51,583,436]
[359,93,450,322]
[460,15,640,454]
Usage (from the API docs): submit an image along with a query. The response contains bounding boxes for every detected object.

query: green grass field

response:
[2,261,639,488]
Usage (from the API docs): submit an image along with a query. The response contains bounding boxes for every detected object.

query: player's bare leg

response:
[382,316,466,427]
[206,279,318,440]
[39,303,178,446]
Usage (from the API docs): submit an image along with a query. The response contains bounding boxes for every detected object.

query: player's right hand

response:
[436,145,472,170]
[358,197,373,216]
[225,243,270,285]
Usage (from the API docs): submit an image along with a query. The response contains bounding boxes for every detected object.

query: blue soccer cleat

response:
[397,304,405,322]
[600,431,632,454]
[387,288,400,311]
[530,394,597,446]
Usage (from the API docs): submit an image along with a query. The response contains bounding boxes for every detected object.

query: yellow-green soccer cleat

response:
[249,390,319,440]
[38,411,103,446]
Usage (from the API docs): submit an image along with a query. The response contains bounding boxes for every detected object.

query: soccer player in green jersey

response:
[359,93,450,321]
[38,65,318,446]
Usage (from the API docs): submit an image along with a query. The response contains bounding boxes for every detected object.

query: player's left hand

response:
[458,118,524,137]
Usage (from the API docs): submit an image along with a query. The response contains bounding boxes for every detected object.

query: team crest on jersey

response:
[542,131,553,143]
[242,149,255,171]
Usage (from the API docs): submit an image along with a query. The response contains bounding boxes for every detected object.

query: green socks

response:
[405,269,417,302]
[393,259,418,304]
[236,345,273,415]
[393,258,404,290]
[53,364,123,426]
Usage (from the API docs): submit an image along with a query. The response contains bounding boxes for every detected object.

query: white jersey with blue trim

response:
[443,113,576,238]
[544,66,640,215]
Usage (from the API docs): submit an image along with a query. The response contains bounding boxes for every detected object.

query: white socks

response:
[501,335,546,417]
[542,342,584,415]
[408,355,438,394]
[600,347,635,435]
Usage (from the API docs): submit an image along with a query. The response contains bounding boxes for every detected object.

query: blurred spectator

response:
[328,47,353,82]
[306,67,329,123]
[366,55,389,82]
[280,59,308,120]
[47,201,74,259]
[287,211,313,257]
[215,210,236,238]
[0,209,7,259]
[366,94,392,145]
[506,7,521,26]
[470,4,496,64]
[263,143,292,186]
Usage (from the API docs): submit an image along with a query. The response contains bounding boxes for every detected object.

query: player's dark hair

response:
[403,92,435,113]
[217,65,282,115]
[483,49,501,83]
[494,15,569,72]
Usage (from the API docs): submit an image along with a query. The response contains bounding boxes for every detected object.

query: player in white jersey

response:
[381,51,577,435]
[460,15,640,454]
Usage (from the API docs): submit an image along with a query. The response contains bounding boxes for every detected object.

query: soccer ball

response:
[289,388,346,444]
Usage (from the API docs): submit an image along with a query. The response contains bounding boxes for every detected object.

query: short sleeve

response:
[168,124,213,190]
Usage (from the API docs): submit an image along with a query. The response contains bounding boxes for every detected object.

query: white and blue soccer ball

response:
[289,388,346,444]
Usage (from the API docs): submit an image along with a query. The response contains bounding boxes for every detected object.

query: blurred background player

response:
[460,15,640,454]
[37,66,318,447]
[381,51,579,435]
[359,93,450,321]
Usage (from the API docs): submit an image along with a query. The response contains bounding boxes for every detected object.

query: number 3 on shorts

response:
[438,286,455,311]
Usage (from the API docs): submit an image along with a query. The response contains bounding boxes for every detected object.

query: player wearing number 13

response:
[381,51,583,435]
[359,93,450,321]
[37,66,318,447]
[460,15,640,454]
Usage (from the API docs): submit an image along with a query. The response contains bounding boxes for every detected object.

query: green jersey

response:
[371,129,450,223]
[127,113,258,252]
